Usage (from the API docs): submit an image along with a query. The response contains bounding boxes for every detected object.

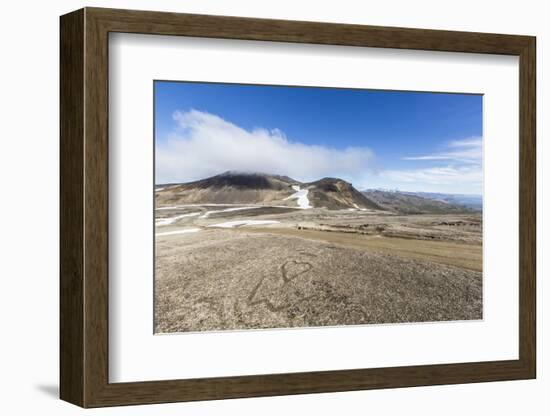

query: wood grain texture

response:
[59,7,537,408]
[59,8,84,407]
[88,7,532,54]
[518,38,536,375]
[83,10,110,406]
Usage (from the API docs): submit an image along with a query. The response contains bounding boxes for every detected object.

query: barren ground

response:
[154,206,482,333]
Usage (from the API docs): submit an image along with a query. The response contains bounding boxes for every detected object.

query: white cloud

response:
[156,110,482,194]
[156,109,374,184]
[366,137,483,194]
[358,164,482,194]
[383,165,481,186]
[402,137,482,164]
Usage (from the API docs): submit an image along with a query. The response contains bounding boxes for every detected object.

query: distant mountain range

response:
[402,191,482,211]
[156,172,480,213]
[362,189,481,214]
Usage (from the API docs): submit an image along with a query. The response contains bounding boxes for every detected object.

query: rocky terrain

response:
[154,172,483,333]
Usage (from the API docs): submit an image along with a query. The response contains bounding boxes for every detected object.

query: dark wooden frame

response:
[60,7,536,408]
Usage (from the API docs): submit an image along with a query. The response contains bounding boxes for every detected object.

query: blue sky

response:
[155,81,483,194]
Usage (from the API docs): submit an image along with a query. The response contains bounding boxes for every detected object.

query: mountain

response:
[156,172,382,210]
[306,178,382,210]
[362,189,476,214]
[402,191,482,211]
[156,172,298,205]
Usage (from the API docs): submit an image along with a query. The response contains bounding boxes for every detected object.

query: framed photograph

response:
[60,7,536,407]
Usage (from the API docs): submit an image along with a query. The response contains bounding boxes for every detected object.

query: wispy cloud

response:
[402,137,482,164]
[382,165,482,186]
[367,137,483,194]
[156,109,374,184]
[358,163,482,194]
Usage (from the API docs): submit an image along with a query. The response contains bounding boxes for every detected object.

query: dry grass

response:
[244,227,482,272]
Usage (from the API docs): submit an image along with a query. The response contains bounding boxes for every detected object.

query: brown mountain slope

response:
[156,172,298,205]
[306,178,382,210]
[156,172,383,210]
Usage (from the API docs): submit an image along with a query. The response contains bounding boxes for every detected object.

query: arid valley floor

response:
[155,180,482,333]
